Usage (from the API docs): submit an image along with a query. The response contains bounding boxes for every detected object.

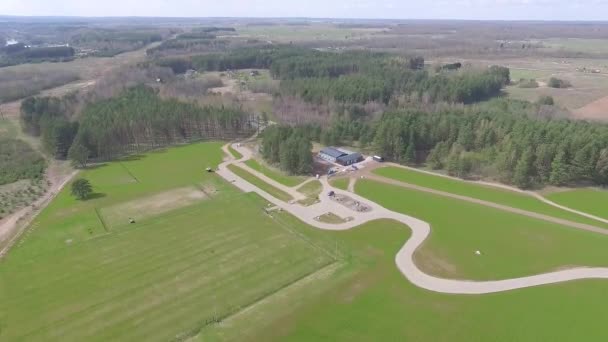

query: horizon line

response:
[0,14,607,23]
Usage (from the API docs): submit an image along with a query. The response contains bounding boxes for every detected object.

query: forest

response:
[20,86,256,163]
[180,46,509,105]
[320,99,608,188]
[72,86,255,160]
[0,45,75,67]
[260,125,315,175]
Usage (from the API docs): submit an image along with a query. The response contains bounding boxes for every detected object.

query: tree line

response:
[319,99,608,188]
[166,46,509,105]
[260,125,315,175]
[21,86,257,165]
[21,96,79,159]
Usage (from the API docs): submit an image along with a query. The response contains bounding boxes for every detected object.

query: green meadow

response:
[0,143,331,341]
[202,213,608,342]
[355,179,608,280]
[547,188,608,220]
[244,159,306,187]
[374,166,608,228]
[329,177,349,190]
[227,164,294,202]
[4,142,608,341]
[227,145,243,159]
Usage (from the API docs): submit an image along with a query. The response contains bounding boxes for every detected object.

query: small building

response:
[319,147,363,166]
[337,152,363,166]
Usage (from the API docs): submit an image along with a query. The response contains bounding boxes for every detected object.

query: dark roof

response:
[337,152,363,163]
[320,147,347,159]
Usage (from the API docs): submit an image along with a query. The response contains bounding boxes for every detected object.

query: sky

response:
[1,0,608,21]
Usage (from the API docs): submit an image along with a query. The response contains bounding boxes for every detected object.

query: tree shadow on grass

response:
[85,193,106,201]
[85,163,108,170]
[120,154,147,162]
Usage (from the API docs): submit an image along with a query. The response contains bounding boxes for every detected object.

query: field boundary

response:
[188,260,340,341]
[94,207,110,232]
[119,162,140,183]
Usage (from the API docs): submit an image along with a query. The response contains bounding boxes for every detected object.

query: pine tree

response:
[68,142,91,169]
[550,150,570,186]
[513,148,534,189]
[595,149,608,186]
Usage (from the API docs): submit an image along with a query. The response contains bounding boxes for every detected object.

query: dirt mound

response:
[574,95,608,121]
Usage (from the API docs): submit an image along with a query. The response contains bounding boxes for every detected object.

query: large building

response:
[319,147,363,166]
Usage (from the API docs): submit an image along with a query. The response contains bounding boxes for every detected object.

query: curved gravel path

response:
[218,143,608,294]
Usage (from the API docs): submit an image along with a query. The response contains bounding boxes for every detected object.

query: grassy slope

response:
[374,167,608,229]
[547,189,608,220]
[356,179,608,280]
[202,215,608,342]
[244,159,306,187]
[329,177,349,190]
[0,142,331,341]
[228,164,294,202]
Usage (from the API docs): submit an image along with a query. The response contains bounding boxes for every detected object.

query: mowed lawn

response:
[0,142,332,341]
[201,215,608,342]
[547,188,608,220]
[329,177,349,190]
[356,179,608,280]
[244,159,306,187]
[227,145,243,159]
[374,166,608,229]
[228,164,294,202]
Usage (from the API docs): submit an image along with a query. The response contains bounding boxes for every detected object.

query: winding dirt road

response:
[218,143,608,294]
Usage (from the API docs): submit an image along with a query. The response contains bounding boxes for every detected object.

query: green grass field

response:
[297,180,322,206]
[5,142,608,341]
[374,167,608,229]
[329,177,349,190]
[0,142,333,341]
[547,188,608,220]
[356,179,608,280]
[227,145,243,159]
[244,159,306,187]
[201,213,608,342]
[297,180,322,197]
[228,164,294,202]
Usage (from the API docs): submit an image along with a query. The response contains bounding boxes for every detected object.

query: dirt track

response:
[218,142,608,294]
[574,94,608,121]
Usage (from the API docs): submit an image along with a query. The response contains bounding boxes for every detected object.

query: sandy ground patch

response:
[574,94,608,121]
[100,186,210,229]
